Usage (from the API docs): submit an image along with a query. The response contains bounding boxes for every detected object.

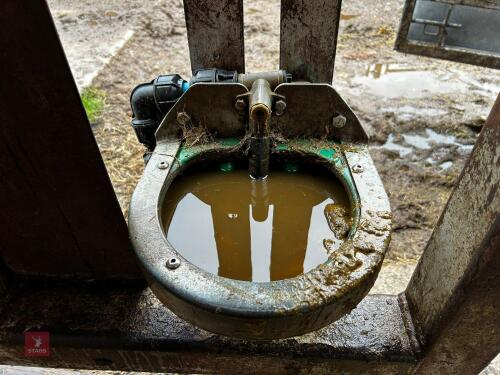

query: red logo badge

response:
[24,332,50,357]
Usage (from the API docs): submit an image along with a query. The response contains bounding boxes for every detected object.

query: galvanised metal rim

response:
[128,139,391,339]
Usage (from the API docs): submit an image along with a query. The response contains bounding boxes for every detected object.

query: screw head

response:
[157,161,169,169]
[234,98,246,112]
[176,111,191,126]
[275,100,287,116]
[352,164,364,173]
[332,115,347,129]
[166,257,180,270]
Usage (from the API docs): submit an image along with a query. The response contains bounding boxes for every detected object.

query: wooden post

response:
[0,0,140,279]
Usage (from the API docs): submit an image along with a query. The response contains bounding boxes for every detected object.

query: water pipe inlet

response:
[248,79,273,179]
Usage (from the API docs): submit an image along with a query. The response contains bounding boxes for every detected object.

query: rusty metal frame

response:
[395,0,500,69]
[0,0,498,373]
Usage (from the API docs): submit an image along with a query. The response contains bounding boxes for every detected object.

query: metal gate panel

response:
[280,0,342,83]
[396,0,500,69]
[184,0,245,73]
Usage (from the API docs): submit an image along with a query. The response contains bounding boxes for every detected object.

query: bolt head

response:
[275,100,287,116]
[332,115,347,129]
[234,98,246,112]
[157,161,169,170]
[352,164,364,173]
[177,111,191,126]
[166,257,180,270]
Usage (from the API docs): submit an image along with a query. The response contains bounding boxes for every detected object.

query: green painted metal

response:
[284,163,299,172]
[220,162,234,172]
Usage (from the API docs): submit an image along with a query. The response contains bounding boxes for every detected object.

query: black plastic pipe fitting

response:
[130,74,187,150]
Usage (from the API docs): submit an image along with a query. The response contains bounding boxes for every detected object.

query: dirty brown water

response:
[162,169,351,282]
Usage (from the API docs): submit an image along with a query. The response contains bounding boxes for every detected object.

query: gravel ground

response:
[3,0,498,373]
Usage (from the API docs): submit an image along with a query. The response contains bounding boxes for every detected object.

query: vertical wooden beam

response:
[280,0,342,83]
[406,94,500,374]
[184,0,245,73]
[0,0,140,279]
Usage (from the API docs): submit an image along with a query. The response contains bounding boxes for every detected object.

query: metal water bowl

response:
[129,137,391,339]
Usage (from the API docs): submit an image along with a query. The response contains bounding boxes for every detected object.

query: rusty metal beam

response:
[183,0,245,74]
[280,0,342,83]
[0,283,418,373]
[0,0,140,279]
[406,93,500,374]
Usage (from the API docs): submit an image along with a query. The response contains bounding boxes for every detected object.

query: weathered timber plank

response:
[0,0,140,279]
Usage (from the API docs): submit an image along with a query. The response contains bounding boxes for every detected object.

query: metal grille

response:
[395,0,500,69]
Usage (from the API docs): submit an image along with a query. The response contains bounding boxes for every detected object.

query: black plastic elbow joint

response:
[130,83,158,150]
[130,74,187,151]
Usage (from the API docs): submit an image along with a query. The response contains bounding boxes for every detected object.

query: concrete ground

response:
[1,0,498,373]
